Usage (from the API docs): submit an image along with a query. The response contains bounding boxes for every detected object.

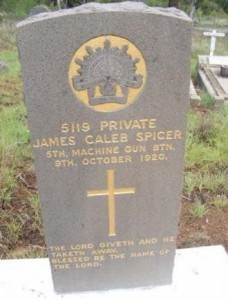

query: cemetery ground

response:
[0,19,228,259]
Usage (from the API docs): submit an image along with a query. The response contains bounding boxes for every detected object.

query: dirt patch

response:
[177,200,228,251]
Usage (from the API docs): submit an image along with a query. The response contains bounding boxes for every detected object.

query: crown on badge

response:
[72,39,143,106]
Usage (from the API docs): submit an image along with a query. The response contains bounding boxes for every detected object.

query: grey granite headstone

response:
[17,2,192,293]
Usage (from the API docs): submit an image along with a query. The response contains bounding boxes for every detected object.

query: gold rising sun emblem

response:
[69,35,146,112]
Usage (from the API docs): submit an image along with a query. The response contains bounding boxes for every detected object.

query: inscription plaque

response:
[17,2,192,293]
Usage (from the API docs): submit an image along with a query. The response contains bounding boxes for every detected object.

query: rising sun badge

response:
[69,35,146,112]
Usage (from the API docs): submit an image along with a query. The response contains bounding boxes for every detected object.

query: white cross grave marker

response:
[203,30,225,58]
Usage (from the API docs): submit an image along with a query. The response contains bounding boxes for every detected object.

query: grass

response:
[195,11,228,28]
[185,106,228,166]
[29,195,44,235]
[6,245,47,259]
[0,104,31,204]
[0,19,16,48]
[184,105,228,201]
[210,196,228,210]
[0,19,22,107]
[0,19,31,207]
[0,50,21,78]
[178,20,228,220]
[0,20,44,258]
[200,92,214,107]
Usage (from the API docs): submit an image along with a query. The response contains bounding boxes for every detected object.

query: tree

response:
[214,0,228,12]
[169,0,179,7]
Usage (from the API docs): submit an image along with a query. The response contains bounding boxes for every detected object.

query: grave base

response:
[0,245,227,300]
[197,55,228,103]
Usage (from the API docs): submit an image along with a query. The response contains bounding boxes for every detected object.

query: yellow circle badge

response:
[69,35,146,112]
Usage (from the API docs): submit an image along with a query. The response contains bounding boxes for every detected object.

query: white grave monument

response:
[203,30,226,65]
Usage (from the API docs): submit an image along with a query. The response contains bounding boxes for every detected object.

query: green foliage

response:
[3,212,24,244]
[186,107,228,163]
[0,104,31,203]
[0,0,227,17]
[6,245,47,259]
[211,196,228,209]
[180,0,228,14]
[196,0,228,13]
[199,0,219,14]
[184,106,228,198]
[189,201,209,218]
[199,173,228,193]
[0,19,15,47]
[200,92,214,107]
[217,0,228,12]
[29,194,44,235]
[184,171,228,196]
[0,193,46,258]
[0,0,49,18]
[0,50,21,78]
[1,0,35,17]
[145,0,167,7]
[0,168,17,203]
[0,104,30,164]
[184,172,199,195]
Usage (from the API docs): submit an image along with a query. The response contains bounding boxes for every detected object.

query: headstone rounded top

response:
[18,2,191,28]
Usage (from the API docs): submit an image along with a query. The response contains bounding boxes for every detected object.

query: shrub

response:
[0,0,49,18]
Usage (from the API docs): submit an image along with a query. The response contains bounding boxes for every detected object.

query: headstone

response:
[0,61,8,73]
[203,30,225,60]
[29,5,51,17]
[16,2,192,294]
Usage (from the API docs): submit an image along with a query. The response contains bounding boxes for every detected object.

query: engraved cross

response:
[87,169,135,236]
